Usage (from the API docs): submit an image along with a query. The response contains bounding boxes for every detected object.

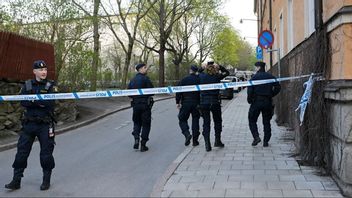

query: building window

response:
[305,0,315,37]
[287,0,294,51]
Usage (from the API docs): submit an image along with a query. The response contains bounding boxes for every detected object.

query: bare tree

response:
[100,0,156,88]
[106,43,123,84]
[139,0,194,86]
[166,12,198,80]
[193,13,227,65]
[72,0,101,91]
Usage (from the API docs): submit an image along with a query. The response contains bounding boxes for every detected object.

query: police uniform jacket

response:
[128,73,154,103]
[20,79,56,119]
[176,73,200,104]
[199,65,229,105]
[247,70,281,104]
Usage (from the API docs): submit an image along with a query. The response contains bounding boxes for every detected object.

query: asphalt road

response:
[0,98,231,197]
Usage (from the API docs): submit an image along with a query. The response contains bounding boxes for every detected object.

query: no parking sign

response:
[258,30,274,49]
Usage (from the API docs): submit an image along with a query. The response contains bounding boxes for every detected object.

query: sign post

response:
[258,30,281,78]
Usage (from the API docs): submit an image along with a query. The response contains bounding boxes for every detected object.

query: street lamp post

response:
[243,36,257,40]
[240,18,259,23]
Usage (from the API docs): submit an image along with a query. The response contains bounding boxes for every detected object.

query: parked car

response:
[220,76,239,99]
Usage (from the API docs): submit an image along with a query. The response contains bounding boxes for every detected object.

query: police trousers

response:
[13,121,55,171]
[200,103,222,139]
[178,102,200,138]
[248,99,273,142]
[132,103,151,142]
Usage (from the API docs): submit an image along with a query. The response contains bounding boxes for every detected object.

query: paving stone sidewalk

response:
[161,91,344,197]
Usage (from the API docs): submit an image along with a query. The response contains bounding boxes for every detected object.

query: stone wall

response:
[0,81,24,136]
[0,81,78,136]
[324,81,352,196]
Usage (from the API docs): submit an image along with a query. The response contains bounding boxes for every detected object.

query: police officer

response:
[199,61,229,152]
[5,60,57,191]
[176,65,200,146]
[128,63,154,152]
[247,61,281,147]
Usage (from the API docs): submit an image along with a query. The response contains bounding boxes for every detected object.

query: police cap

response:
[190,65,198,72]
[33,60,47,69]
[135,63,146,71]
[254,61,266,68]
[207,61,214,65]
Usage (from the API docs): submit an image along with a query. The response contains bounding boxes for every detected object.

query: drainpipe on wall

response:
[259,0,263,35]
[315,0,323,30]
[269,0,273,68]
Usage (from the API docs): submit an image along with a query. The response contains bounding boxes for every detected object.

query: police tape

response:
[0,74,317,102]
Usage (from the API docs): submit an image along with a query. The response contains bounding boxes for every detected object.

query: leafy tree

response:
[2,0,93,86]
[0,8,18,31]
[60,43,94,91]
[192,0,226,65]
[236,40,256,70]
[166,0,226,80]
[212,26,242,67]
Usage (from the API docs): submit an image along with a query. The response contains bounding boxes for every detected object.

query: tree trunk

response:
[122,53,132,89]
[199,50,204,65]
[175,62,180,81]
[90,0,100,91]
[121,40,134,89]
[159,47,165,87]
[158,0,166,87]
[54,29,64,80]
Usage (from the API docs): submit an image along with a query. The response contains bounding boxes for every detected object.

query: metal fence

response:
[0,31,55,81]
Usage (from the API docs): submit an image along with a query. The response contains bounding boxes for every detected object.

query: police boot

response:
[133,138,139,149]
[251,137,261,146]
[204,136,212,152]
[214,136,225,147]
[5,168,24,190]
[140,140,149,152]
[184,134,192,146]
[192,136,199,146]
[40,170,51,191]
[5,179,21,190]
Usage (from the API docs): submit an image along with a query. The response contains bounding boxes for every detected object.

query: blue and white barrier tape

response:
[0,74,317,102]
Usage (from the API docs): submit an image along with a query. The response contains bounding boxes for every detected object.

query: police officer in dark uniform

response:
[5,60,57,191]
[128,63,154,152]
[247,61,281,147]
[199,61,229,152]
[176,65,201,146]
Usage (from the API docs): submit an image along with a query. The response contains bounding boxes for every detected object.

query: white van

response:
[220,76,239,99]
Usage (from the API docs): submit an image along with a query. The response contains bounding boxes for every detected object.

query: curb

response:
[150,146,193,197]
[0,96,174,152]
[150,96,237,197]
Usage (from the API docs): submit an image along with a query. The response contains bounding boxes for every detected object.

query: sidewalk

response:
[160,91,344,197]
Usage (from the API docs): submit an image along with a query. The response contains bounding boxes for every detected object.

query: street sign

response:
[256,46,263,60]
[258,30,274,49]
